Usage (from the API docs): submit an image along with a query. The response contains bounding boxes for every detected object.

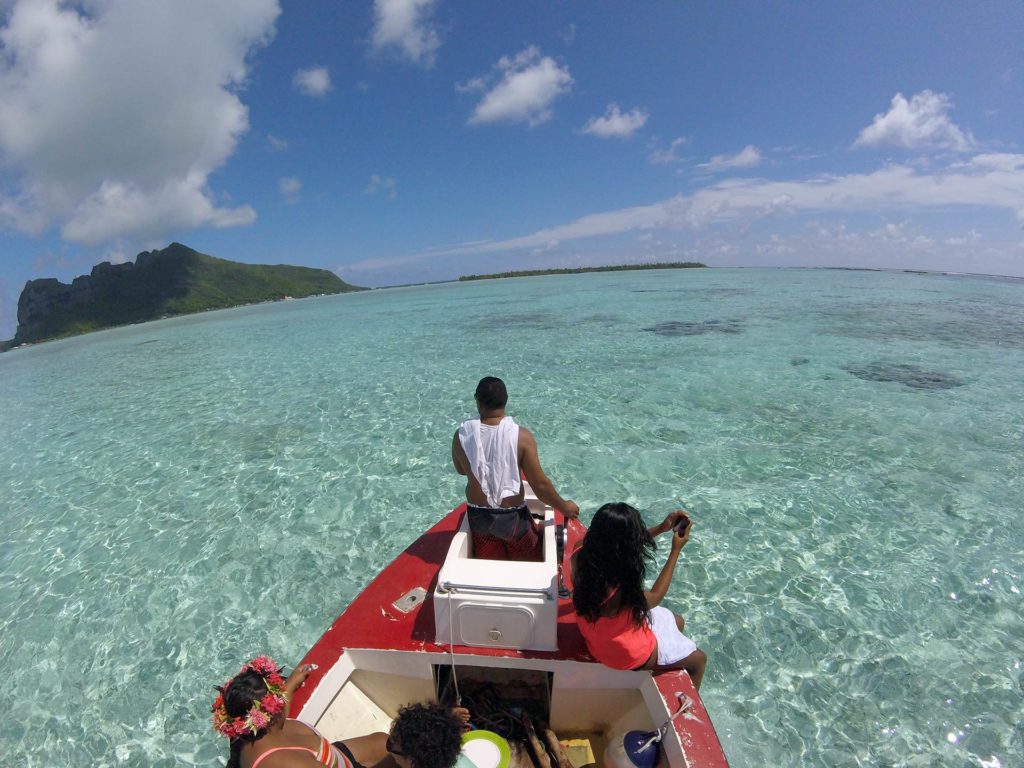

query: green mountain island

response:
[3,243,363,350]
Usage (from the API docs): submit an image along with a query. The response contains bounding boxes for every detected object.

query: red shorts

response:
[467,505,542,562]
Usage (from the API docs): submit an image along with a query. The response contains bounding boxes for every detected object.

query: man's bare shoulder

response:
[517,425,540,470]
[517,424,537,447]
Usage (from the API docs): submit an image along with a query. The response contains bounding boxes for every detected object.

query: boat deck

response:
[299,505,592,664]
[291,505,728,767]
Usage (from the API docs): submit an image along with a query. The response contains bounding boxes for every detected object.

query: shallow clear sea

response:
[1,268,1022,767]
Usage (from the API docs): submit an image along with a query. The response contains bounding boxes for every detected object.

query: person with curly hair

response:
[212,657,388,768]
[571,503,707,689]
[382,702,468,768]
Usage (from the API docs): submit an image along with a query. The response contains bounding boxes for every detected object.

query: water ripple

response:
[1,270,1022,767]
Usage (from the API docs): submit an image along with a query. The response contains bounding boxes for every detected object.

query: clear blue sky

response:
[1,1,1022,338]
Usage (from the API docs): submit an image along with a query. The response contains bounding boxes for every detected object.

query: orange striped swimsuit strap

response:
[249,721,353,768]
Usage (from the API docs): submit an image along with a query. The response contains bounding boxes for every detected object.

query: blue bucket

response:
[624,730,661,768]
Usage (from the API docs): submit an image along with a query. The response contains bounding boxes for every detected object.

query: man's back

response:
[454,414,524,509]
[452,376,579,517]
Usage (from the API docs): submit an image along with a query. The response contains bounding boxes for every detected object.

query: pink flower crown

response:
[212,656,287,739]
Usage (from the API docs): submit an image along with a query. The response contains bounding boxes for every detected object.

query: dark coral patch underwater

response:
[643,319,744,336]
[842,362,965,390]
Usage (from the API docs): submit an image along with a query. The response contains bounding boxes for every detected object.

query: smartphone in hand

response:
[674,515,691,535]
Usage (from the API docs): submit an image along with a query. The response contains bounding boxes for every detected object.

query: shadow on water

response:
[581,313,620,326]
[642,319,744,336]
[841,362,965,390]
[628,287,747,296]
[463,312,563,332]
[674,286,748,297]
[821,298,1024,349]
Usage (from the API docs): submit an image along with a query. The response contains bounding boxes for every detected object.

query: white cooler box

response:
[433,492,558,652]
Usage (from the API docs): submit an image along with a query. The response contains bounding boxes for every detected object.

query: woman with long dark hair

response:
[571,503,707,689]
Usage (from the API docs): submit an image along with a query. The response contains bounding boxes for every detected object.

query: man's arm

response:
[452,431,469,475]
[518,427,580,518]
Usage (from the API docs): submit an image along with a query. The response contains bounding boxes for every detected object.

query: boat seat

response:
[433,486,558,652]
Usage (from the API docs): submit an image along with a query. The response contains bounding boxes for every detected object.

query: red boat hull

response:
[292,505,728,767]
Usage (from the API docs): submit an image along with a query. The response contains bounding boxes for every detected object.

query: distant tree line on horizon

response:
[458,262,707,281]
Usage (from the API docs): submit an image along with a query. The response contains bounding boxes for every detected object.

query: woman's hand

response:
[284,663,318,694]
[670,512,691,551]
[659,508,689,535]
[646,510,690,607]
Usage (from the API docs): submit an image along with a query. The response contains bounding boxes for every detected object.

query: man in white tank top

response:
[452,377,579,560]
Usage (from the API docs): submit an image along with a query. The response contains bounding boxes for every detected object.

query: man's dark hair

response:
[391,702,464,768]
[474,376,508,410]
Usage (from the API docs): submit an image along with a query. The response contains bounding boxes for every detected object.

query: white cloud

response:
[466,46,573,127]
[62,173,256,245]
[370,0,440,67]
[699,145,762,172]
[406,154,1024,258]
[871,221,910,241]
[649,136,690,165]
[0,277,13,341]
[737,219,1023,273]
[267,134,289,151]
[854,90,974,151]
[455,75,487,94]
[365,174,397,200]
[581,104,648,139]
[970,153,1024,172]
[339,251,424,274]
[945,229,981,246]
[293,66,331,97]
[531,239,559,255]
[0,0,277,246]
[279,176,301,204]
[103,244,130,265]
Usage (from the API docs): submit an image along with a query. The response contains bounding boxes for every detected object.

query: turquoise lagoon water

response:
[1,268,1022,767]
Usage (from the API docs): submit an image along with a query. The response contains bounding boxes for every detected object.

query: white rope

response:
[639,692,693,751]
[446,588,462,706]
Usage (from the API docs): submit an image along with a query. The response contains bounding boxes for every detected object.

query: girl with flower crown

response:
[213,656,389,768]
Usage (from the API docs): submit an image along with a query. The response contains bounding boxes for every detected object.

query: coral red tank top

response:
[576,591,656,670]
